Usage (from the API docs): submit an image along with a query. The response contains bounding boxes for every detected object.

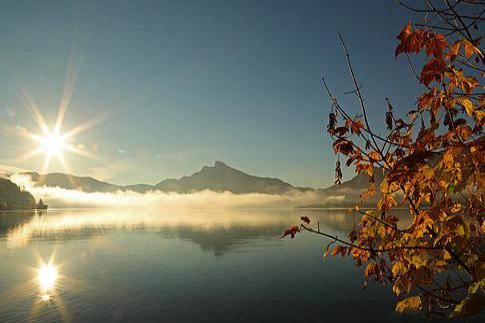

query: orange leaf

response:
[350,119,364,134]
[420,58,446,86]
[369,151,381,161]
[463,39,475,58]
[332,245,347,257]
[447,40,461,60]
[323,242,333,258]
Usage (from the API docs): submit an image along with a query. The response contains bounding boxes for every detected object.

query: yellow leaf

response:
[411,254,427,269]
[443,151,454,169]
[455,224,465,236]
[392,262,401,277]
[360,183,375,200]
[460,97,474,117]
[396,296,422,313]
[443,250,452,261]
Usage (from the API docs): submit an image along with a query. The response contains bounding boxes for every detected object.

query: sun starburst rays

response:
[26,121,94,173]
[15,86,101,173]
[3,34,102,174]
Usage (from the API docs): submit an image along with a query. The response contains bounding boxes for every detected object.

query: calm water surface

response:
[0,208,480,322]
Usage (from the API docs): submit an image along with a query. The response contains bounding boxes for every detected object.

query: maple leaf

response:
[420,58,446,86]
[425,33,448,58]
[395,22,413,57]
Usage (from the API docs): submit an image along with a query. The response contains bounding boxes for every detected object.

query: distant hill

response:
[23,172,121,193]
[0,178,36,210]
[22,161,311,195]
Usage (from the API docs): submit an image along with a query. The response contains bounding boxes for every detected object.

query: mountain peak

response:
[213,161,230,169]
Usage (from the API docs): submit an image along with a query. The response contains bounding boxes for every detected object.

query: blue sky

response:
[0,0,422,187]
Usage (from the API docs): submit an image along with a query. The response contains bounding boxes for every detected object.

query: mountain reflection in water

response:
[0,209,355,254]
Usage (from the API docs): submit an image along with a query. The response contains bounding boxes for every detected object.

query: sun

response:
[29,126,77,171]
[18,104,103,172]
[21,117,100,172]
[35,131,68,158]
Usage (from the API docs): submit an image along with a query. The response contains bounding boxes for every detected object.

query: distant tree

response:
[283,0,484,318]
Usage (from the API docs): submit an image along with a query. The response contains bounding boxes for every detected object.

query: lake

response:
[0,208,480,322]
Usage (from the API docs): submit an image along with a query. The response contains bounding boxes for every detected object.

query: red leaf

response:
[281,225,300,239]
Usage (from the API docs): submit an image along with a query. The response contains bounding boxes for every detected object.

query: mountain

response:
[22,161,310,195]
[154,161,305,194]
[19,161,382,208]
[0,178,36,210]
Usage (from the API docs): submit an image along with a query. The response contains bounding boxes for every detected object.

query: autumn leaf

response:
[395,296,422,313]
[315,4,485,318]
[350,119,365,134]
[447,40,461,60]
[368,151,381,161]
[462,39,476,58]
[331,245,347,257]
[425,33,448,58]
[420,58,446,86]
[364,262,380,279]
[395,21,414,57]
[333,138,354,155]
[459,97,475,117]
[281,225,300,239]
[323,241,334,258]
[360,183,375,200]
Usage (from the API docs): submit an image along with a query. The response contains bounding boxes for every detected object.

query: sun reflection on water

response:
[39,263,57,290]
[28,256,71,321]
[37,261,58,302]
